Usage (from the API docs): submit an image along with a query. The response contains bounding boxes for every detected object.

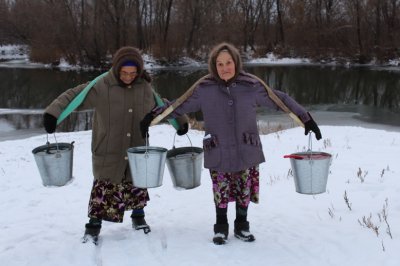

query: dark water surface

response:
[1,64,399,140]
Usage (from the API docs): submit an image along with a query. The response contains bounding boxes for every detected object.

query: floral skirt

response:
[210,165,259,208]
[88,179,149,223]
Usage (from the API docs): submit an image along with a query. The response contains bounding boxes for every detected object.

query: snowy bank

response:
[3,44,399,71]
[0,125,399,266]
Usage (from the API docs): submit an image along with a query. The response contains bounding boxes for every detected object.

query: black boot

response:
[131,210,151,234]
[82,218,102,244]
[234,221,255,242]
[213,223,229,245]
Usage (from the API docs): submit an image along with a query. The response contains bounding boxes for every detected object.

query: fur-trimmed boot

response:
[82,218,102,244]
[213,223,229,245]
[234,220,255,242]
[131,209,151,234]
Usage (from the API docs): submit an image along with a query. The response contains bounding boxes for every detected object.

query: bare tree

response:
[238,0,266,52]
[382,0,399,47]
[184,0,202,54]
[260,0,274,52]
[151,0,174,56]
[275,0,285,47]
[1,0,399,64]
[134,0,145,49]
[349,0,364,58]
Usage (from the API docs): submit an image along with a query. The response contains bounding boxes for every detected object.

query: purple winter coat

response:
[173,71,311,172]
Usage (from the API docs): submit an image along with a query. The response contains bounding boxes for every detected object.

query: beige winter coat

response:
[45,70,155,183]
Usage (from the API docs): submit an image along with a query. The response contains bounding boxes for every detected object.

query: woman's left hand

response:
[304,114,322,140]
[177,123,189,135]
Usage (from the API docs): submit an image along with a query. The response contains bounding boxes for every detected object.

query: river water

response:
[1,64,399,141]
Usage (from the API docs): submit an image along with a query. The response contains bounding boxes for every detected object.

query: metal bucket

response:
[32,137,74,187]
[284,134,332,195]
[285,151,332,194]
[167,146,203,190]
[166,134,203,190]
[127,145,168,188]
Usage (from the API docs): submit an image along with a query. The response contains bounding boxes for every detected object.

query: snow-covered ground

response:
[0,44,28,60]
[0,124,399,266]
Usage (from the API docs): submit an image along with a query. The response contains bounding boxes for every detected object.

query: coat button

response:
[127,133,131,137]
[128,109,133,113]
[124,156,128,160]
[232,83,236,87]
[228,100,234,106]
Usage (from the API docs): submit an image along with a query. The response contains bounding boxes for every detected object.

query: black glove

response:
[304,113,322,140]
[177,122,189,136]
[43,113,57,134]
[140,112,154,138]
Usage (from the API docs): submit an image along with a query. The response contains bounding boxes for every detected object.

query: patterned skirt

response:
[210,165,259,208]
[88,179,149,223]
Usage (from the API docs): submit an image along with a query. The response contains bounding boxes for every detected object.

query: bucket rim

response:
[289,151,332,160]
[167,146,203,157]
[32,142,74,154]
[127,146,168,153]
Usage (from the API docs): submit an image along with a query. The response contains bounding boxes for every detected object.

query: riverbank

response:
[1,44,400,70]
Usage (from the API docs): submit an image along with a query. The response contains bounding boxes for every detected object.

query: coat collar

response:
[200,71,259,87]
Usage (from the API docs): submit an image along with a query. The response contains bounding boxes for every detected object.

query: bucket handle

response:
[307,133,315,165]
[46,134,60,154]
[283,133,314,161]
[171,133,193,149]
[144,135,150,158]
[307,132,313,154]
[45,134,74,155]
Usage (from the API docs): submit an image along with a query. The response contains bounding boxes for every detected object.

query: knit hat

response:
[208,42,242,83]
[112,46,144,79]
[121,60,139,67]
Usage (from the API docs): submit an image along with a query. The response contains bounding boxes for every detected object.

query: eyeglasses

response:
[120,71,138,78]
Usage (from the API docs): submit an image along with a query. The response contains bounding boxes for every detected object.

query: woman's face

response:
[119,66,138,85]
[216,51,235,81]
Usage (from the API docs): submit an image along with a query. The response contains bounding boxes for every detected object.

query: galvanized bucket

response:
[166,134,203,190]
[127,140,168,188]
[32,135,74,187]
[284,134,332,195]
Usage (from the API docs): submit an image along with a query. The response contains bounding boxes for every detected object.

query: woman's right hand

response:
[140,112,154,138]
[43,113,57,133]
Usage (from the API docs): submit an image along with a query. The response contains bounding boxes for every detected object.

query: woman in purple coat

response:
[141,42,322,245]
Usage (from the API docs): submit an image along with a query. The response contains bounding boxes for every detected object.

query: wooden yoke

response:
[150,73,304,128]
[247,73,305,128]
[150,74,211,126]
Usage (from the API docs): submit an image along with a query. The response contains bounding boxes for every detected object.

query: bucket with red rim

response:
[284,134,332,194]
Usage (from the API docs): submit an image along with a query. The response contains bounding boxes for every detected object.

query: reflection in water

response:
[248,65,400,110]
[0,65,399,133]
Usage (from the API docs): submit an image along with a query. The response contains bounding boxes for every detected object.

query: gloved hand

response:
[152,98,172,116]
[140,112,154,138]
[43,113,57,133]
[152,105,168,116]
[177,122,189,136]
[304,113,322,140]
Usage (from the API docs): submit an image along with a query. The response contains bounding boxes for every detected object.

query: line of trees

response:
[0,0,399,67]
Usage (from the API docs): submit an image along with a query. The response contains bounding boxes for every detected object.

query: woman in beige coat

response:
[43,46,188,244]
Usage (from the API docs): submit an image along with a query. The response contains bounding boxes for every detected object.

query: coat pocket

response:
[241,132,264,165]
[242,132,261,147]
[203,135,221,169]
[92,131,107,154]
